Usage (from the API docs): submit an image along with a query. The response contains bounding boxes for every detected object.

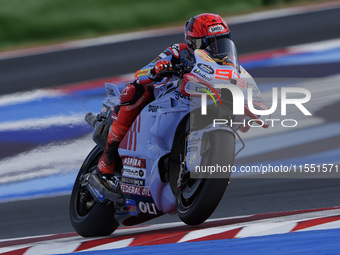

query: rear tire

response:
[69,146,119,237]
[177,130,235,226]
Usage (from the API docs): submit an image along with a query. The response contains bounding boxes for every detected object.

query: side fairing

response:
[117,83,190,219]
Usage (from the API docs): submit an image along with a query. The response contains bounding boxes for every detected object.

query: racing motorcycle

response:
[69,38,269,237]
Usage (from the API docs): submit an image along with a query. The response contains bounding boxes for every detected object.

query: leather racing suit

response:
[97,43,196,176]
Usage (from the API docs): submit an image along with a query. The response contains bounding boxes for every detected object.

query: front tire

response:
[69,146,119,237]
[177,130,235,226]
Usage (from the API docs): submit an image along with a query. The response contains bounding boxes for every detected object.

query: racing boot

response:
[96,140,123,193]
[89,169,124,204]
[89,124,127,203]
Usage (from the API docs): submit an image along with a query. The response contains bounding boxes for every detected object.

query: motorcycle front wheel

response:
[69,145,119,237]
[177,129,235,226]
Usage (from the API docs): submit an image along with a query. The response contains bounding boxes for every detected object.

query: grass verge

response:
[0,0,329,51]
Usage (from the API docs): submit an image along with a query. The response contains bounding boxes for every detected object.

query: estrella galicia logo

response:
[197,63,214,74]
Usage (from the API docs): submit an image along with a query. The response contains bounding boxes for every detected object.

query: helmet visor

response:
[204,37,239,69]
[190,33,231,50]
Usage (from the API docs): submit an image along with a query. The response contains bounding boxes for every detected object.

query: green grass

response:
[0,0,325,51]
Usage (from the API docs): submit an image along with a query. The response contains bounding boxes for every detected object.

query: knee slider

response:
[120,83,145,106]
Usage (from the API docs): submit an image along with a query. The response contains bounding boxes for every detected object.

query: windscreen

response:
[204,38,240,70]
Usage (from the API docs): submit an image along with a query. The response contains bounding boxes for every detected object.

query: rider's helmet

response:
[185,13,231,54]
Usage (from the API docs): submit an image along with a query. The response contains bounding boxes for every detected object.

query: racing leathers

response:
[97,43,195,177]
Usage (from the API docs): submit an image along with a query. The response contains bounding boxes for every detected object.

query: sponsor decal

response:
[121,86,130,96]
[108,128,119,142]
[98,161,107,171]
[111,112,118,121]
[137,69,150,77]
[194,69,212,81]
[126,96,145,110]
[187,146,199,152]
[185,51,195,63]
[241,68,251,78]
[209,25,225,33]
[196,50,214,63]
[103,98,115,108]
[122,156,146,168]
[174,90,191,101]
[197,63,214,74]
[246,82,261,101]
[88,184,106,203]
[123,167,146,179]
[120,184,152,197]
[101,105,109,113]
[125,199,138,217]
[106,87,117,97]
[139,201,158,215]
[170,44,180,57]
[148,105,165,112]
[159,53,167,58]
[188,137,202,145]
[163,50,172,56]
[121,176,145,186]
[195,87,213,94]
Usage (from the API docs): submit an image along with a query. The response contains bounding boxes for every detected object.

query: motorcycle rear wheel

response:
[177,130,235,226]
[69,145,119,237]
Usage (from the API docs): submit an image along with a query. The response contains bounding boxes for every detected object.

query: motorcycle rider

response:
[93,13,232,195]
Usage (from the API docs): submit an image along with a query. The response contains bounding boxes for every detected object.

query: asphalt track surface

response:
[0,6,340,240]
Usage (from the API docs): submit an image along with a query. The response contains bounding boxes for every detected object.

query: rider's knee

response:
[120,83,145,106]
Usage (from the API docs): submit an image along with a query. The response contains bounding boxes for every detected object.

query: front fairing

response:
[181,38,269,114]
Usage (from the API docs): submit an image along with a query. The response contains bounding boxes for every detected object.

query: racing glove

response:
[148,60,173,81]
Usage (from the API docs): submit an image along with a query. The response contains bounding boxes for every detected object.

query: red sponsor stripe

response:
[133,132,137,151]
[186,227,242,242]
[132,132,135,151]
[291,215,340,232]
[133,118,137,133]
[129,132,134,151]
[130,120,135,133]
[138,114,141,133]
[127,131,133,151]
[119,134,128,150]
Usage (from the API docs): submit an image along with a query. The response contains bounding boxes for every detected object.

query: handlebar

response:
[158,64,192,79]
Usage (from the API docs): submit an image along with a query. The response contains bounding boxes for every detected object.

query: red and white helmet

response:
[185,13,231,54]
